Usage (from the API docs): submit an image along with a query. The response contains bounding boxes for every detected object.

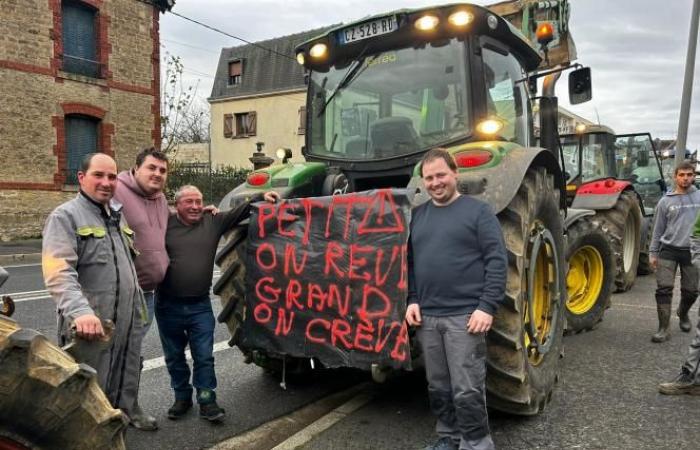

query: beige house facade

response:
[209,27,333,169]
[0,0,173,240]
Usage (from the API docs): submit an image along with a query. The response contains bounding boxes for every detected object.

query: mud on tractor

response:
[559,126,666,330]
[212,1,607,416]
[0,266,127,450]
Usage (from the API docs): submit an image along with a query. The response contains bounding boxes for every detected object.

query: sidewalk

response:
[0,239,42,266]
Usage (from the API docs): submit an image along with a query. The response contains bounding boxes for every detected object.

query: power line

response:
[135,0,297,61]
[168,10,296,61]
[163,38,220,54]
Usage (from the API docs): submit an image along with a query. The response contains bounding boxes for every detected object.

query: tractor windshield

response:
[307,38,470,161]
[560,133,614,181]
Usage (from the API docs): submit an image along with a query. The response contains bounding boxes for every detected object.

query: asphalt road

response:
[0,263,362,450]
[4,265,699,449]
[298,273,700,450]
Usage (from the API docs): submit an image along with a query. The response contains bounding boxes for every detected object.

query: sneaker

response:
[424,437,458,450]
[129,402,158,431]
[658,371,700,395]
[199,401,226,422]
[167,399,193,420]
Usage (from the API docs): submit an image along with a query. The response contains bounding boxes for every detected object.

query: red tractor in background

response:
[560,126,666,329]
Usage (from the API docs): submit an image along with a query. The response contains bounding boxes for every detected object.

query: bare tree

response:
[160,53,210,153]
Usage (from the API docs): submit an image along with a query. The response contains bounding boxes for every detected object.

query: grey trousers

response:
[682,315,700,382]
[417,314,495,450]
[655,258,698,307]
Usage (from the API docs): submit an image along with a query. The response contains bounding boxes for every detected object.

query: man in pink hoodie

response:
[114,147,170,430]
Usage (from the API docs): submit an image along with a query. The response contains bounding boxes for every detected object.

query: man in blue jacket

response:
[406,148,506,450]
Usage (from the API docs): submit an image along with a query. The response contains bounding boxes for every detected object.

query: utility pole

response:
[675,0,700,167]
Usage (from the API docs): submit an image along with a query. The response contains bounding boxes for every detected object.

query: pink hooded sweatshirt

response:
[114,169,170,291]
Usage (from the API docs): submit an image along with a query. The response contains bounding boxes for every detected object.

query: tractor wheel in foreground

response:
[0,316,126,450]
[637,215,654,276]
[564,219,615,333]
[596,190,642,292]
[487,166,566,416]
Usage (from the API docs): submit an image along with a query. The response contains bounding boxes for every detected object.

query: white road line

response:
[143,340,231,371]
[4,273,221,303]
[271,393,374,450]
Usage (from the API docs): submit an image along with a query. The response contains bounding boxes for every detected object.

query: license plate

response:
[339,16,397,44]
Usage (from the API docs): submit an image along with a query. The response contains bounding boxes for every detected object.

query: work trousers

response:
[681,314,700,382]
[655,257,698,308]
[417,314,495,450]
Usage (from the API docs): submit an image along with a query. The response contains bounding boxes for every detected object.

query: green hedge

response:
[166,163,250,206]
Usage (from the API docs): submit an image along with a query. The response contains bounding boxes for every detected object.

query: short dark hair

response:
[80,152,101,173]
[420,147,457,177]
[135,147,168,168]
[674,160,696,175]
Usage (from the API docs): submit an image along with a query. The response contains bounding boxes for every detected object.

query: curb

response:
[0,253,42,266]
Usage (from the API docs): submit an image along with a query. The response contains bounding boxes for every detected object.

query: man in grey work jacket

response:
[406,148,507,450]
[42,153,144,419]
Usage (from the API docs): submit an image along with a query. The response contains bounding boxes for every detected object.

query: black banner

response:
[241,189,412,370]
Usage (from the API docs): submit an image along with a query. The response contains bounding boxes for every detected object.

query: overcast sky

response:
[160,0,700,149]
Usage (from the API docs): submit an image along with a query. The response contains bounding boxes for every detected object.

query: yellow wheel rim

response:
[524,223,557,366]
[566,245,604,315]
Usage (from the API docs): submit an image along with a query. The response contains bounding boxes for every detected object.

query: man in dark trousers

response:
[406,148,506,450]
[649,160,700,342]
[156,185,249,422]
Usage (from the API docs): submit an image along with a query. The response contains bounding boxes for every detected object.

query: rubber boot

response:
[130,356,158,430]
[651,304,671,343]
[677,298,695,333]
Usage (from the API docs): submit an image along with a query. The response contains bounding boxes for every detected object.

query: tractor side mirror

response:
[569,67,592,104]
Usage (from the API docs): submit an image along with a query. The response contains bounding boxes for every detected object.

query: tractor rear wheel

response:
[0,316,127,450]
[213,223,248,349]
[487,167,566,415]
[564,219,615,332]
[637,216,654,276]
[596,191,642,292]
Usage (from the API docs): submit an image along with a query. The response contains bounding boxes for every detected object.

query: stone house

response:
[0,0,174,240]
[209,27,332,169]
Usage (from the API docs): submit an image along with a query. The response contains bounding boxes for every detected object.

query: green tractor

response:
[215,1,593,415]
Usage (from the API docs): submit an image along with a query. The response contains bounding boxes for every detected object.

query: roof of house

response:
[209,26,334,102]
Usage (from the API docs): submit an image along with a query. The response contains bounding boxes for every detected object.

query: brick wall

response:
[0,0,162,240]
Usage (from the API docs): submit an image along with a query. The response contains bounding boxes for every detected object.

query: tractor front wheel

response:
[487,167,566,415]
[565,219,615,332]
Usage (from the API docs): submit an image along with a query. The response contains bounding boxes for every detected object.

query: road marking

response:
[271,392,374,450]
[143,340,230,371]
[212,383,371,450]
[4,272,221,303]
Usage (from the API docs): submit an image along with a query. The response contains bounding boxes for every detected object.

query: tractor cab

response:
[561,126,666,211]
[295,3,558,193]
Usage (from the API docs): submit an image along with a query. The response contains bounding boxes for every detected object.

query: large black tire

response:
[487,167,566,415]
[637,215,654,276]
[564,219,615,333]
[595,191,642,292]
[213,223,248,349]
[0,316,127,450]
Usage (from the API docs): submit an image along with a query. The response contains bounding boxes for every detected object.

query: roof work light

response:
[414,15,440,31]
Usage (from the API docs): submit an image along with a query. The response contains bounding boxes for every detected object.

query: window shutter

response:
[298,106,306,135]
[223,114,233,138]
[65,115,99,185]
[248,111,257,136]
[62,2,98,77]
[228,61,242,76]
